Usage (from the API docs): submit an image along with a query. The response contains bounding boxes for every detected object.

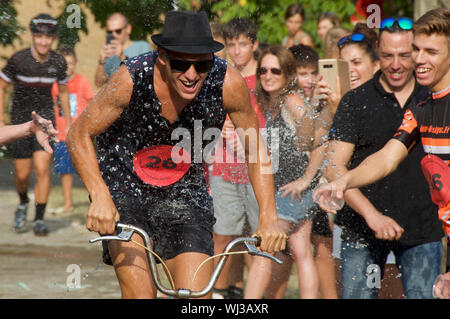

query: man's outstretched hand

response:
[31,111,59,153]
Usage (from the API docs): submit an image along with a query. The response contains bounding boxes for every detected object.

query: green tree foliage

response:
[1,0,416,51]
[81,0,175,41]
[0,0,89,50]
[383,0,414,18]
[0,0,24,48]
[177,0,355,46]
[0,0,175,50]
[56,2,88,49]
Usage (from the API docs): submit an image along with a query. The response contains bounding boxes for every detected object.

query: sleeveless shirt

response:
[266,109,313,190]
[96,51,227,211]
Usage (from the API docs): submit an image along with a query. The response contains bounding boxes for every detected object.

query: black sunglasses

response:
[107,25,127,35]
[167,54,214,73]
[258,67,282,76]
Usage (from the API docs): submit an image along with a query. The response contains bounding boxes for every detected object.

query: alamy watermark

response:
[366,4,382,29]
[66,4,81,29]
[64,3,383,30]
[66,264,81,289]
[170,120,279,174]
[366,264,381,289]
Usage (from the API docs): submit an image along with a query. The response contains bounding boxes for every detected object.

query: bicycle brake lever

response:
[89,225,135,243]
[244,240,283,265]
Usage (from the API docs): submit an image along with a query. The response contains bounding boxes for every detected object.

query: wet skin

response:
[66,48,286,298]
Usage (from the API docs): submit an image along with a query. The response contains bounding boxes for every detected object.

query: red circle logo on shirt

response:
[133,145,191,187]
[421,154,450,208]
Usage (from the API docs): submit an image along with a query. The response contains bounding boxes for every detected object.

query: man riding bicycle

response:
[67,11,286,299]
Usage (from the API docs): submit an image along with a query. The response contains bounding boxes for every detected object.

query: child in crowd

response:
[50,47,94,214]
[289,44,339,298]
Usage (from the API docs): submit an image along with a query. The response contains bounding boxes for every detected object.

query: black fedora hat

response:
[151,11,224,54]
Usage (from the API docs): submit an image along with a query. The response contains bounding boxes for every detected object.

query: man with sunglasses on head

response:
[316,8,450,299]
[67,11,286,299]
[316,15,444,299]
[95,13,150,88]
[0,13,71,236]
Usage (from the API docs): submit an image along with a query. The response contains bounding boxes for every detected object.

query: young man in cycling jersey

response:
[314,8,450,298]
[67,11,286,299]
[0,14,71,235]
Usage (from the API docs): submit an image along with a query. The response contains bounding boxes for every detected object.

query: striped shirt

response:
[394,87,450,239]
[0,48,67,124]
[394,86,450,164]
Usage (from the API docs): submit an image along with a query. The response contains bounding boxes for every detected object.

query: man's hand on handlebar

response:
[86,193,120,235]
[89,223,284,298]
[252,220,287,253]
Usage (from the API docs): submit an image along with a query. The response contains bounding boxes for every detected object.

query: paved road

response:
[0,158,300,299]
[0,158,121,299]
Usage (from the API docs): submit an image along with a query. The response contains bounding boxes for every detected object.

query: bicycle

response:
[89,222,283,299]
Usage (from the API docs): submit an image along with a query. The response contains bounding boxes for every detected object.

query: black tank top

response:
[96,51,227,210]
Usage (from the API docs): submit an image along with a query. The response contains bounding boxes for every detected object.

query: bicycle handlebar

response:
[89,222,282,298]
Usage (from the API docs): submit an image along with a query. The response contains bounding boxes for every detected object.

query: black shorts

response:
[102,192,215,265]
[11,135,46,159]
[311,206,332,238]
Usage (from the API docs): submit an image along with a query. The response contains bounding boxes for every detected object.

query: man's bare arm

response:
[67,65,132,193]
[95,64,107,88]
[66,65,133,234]
[339,139,409,190]
[0,112,58,150]
[323,140,404,240]
[315,138,409,214]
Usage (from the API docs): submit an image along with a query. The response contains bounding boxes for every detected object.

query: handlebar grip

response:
[253,236,261,247]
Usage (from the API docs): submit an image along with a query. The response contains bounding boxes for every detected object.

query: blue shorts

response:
[54,142,75,175]
[276,188,315,224]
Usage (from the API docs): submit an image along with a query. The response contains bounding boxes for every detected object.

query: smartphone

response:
[318,59,351,96]
[106,33,115,45]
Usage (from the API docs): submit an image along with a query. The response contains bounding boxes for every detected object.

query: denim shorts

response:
[276,188,315,224]
[54,141,76,175]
